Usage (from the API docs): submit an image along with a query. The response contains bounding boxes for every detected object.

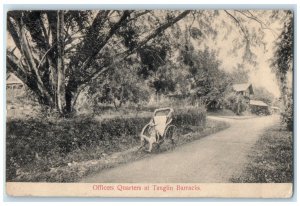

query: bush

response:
[281,96,293,131]
[6,107,206,181]
[224,93,248,115]
[173,107,206,127]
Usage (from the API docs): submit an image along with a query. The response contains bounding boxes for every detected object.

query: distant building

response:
[270,106,281,114]
[249,100,270,115]
[6,73,24,106]
[6,73,39,118]
[232,83,254,100]
[7,73,24,89]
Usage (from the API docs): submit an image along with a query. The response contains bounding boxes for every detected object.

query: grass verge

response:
[7,107,206,182]
[231,123,293,183]
[7,118,228,182]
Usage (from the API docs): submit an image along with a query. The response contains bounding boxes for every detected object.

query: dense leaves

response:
[224,93,249,115]
[179,45,232,109]
[281,92,293,131]
[272,11,293,76]
[87,59,151,110]
[271,10,293,130]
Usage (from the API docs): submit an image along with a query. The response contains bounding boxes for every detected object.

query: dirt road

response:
[81,115,279,183]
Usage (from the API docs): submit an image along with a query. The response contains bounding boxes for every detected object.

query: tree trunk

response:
[280,75,288,107]
[18,14,54,107]
[56,10,66,114]
[119,84,124,108]
[156,91,160,103]
[113,100,119,111]
[236,95,241,115]
[65,89,73,114]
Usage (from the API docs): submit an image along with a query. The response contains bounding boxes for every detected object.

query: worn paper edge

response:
[6,182,293,198]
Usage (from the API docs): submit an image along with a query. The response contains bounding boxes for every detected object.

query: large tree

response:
[7,10,191,115]
[179,42,232,109]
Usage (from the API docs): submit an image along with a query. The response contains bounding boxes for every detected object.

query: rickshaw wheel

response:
[164,125,179,148]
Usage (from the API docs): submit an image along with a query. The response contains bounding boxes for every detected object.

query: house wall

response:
[6,84,25,104]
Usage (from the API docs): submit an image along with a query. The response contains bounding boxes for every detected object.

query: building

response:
[7,73,24,89]
[232,83,254,100]
[249,100,270,115]
[6,73,39,118]
[270,106,281,114]
[6,73,24,105]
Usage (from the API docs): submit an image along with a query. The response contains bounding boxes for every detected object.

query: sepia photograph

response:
[5,8,294,197]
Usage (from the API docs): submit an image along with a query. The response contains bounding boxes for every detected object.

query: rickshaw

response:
[139,107,178,152]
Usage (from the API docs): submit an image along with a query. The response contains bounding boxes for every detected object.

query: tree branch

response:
[40,13,50,45]
[16,13,54,104]
[7,52,28,80]
[224,10,249,41]
[234,10,278,37]
[128,10,151,22]
[77,10,191,90]
[77,10,131,73]
[7,16,22,51]
[133,10,191,51]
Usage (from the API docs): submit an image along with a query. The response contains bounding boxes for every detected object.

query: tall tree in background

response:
[271,10,293,130]
[136,37,174,101]
[228,64,250,84]
[56,10,66,112]
[272,10,293,107]
[180,44,232,108]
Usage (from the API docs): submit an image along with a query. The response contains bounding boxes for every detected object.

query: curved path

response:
[81,115,279,183]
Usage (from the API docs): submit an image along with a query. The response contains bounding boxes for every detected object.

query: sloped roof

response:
[6,73,24,85]
[250,100,268,107]
[232,83,254,94]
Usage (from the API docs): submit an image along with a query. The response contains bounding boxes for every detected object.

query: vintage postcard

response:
[5,9,293,198]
